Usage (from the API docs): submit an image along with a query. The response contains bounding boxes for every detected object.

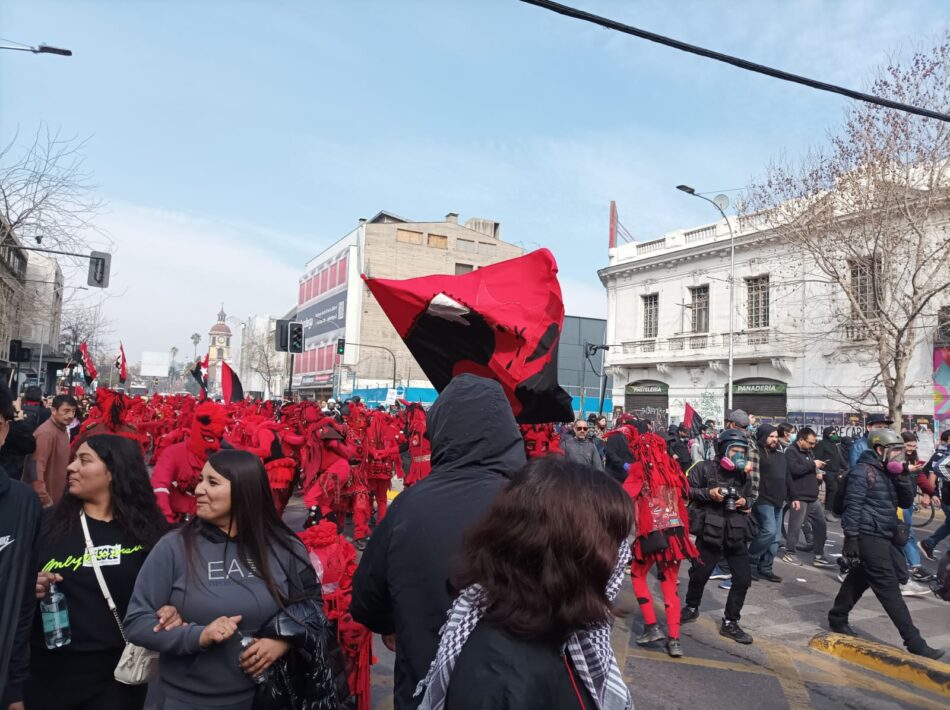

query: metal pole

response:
[726,217,735,412]
[37,341,44,393]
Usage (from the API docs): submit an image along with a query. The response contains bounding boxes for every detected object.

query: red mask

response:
[520,423,561,459]
[188,401,227,461]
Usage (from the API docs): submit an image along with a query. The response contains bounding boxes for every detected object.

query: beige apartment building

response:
[292,211,524,400]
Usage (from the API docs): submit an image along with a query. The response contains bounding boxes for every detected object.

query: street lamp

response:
[677,184,737,411]
[0,42,72,56]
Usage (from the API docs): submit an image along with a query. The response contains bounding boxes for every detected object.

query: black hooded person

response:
[351,374,526,710]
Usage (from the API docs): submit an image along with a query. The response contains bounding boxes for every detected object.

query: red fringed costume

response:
[357,410,404,539]
[151,401,227,523]
[72,388,148,453]
[617,424,698,641]
[302,414,357,526]
[298,522,374,710]
[519,423,563,459]
[402,403,431,487]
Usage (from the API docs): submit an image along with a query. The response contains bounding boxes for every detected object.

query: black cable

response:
[519,0,950,123]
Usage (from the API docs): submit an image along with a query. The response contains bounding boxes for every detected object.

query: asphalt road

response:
[341,502,949,710]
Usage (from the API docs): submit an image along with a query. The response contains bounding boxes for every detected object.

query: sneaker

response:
[718,579,733,590]
[665,638,684,658]
[710,565,731,581]
[781,553,803,566]
[829,621,857,636]
[758,570,783,583]
[911,567,936,584]
[720,618,753,644]
[910,644,945,661]
[900,580,931,597]
[680,606,699,624]
[813,556,833,568]
[354,537,369,552]
[636,623,665,645]
[917,540,937,562]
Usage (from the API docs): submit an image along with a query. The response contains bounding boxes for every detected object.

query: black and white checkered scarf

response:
[414,541,633,710]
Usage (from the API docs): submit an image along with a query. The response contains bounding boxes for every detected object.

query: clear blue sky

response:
[1,0,945,358]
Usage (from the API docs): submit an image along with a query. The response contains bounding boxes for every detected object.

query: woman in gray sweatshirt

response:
[125,449,322,710]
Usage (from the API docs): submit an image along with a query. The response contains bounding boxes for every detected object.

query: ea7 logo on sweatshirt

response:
[207,558,256,584]
[0,535,13,554]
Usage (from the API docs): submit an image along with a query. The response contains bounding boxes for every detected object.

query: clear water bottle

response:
[239,635,270,684]
[41,582,71,649]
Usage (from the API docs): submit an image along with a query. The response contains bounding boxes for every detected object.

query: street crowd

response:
[0,374,948,710]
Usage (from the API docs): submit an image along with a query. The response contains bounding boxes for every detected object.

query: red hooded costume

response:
[357,410,404,534]
[151,401,227,523]
[519,423,563,459]
[402,403,431,487]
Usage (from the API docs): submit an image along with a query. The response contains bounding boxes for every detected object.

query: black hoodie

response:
[351,374,527,710]
[754,425,787,508]
[0,467,42,706]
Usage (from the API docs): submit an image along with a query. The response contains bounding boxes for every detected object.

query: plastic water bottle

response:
[239,635,270,684]
[41,582,71,649]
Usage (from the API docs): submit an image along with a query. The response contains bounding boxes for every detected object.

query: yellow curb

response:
[809,632,950,696]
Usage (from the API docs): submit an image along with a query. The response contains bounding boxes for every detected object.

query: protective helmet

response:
[867,428,902,451]
[716,428,750,457]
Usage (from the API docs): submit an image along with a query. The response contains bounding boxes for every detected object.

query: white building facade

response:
[598,215,949,436]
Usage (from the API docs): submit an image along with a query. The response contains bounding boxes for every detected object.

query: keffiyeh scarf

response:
[415,541,633,710]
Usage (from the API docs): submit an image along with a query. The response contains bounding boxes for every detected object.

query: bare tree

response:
[60,303,112,355]
[0,124,108,256]
[241,326,283,396]
[745,33,950,423]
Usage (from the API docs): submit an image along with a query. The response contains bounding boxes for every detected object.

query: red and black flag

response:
[363,248,574,424]
[684,402,704,439]
[77,342,98,386]
[115,342,128,384]
[221,361,244,403]
[190,354,209,399]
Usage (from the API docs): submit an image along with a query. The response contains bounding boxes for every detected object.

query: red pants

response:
[369,478,390,522]
[631,559,683,639]
[352,491,372,540]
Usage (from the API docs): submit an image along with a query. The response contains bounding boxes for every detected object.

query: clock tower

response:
[207,305,232,392]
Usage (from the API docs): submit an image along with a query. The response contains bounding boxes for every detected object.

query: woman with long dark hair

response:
[415,457,634,710]
[124,448,347,710]
[26,434,173,710]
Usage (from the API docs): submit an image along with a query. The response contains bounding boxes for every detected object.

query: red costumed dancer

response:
[617,423,698,657]
[232,415,297,516]
[519,423,563,459]
[151,401,227,523]
[302,414,357,529]
[402,402,431,486]
[358,410,403,540]
[72,388,147,453]
[298,521,374,710]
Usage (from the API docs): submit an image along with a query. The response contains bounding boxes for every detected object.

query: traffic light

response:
[274,319,289,352]
[288,322,303,354]
[336,338,345,355]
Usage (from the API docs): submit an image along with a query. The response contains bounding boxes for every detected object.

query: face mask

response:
[886,460,905,475]
[829,435,840,443]
[720,450,747,472]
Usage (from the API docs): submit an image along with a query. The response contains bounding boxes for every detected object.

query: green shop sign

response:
[732,382,787,395]
[626,381,669,395]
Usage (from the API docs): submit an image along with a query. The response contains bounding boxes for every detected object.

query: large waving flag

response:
[363,248,574,423]
[221,361,244,403]
[190,354,209,399]
[78,342,98,385]
[115,342,128,384]
[683,401,704,438]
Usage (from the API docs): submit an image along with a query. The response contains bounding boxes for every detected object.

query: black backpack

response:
[933,550,950,602]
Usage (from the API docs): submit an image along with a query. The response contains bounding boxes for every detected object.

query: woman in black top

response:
[416,457,635,710]
[26,434,173,710]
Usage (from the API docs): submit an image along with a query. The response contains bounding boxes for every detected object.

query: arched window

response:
[217,348,224,359]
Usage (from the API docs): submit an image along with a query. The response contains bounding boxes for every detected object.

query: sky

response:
[1,0,946,363]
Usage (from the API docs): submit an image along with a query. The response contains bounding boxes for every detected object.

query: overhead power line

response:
[519,0,950,124]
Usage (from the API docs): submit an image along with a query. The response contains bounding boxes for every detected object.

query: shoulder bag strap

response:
[80,511,129,643]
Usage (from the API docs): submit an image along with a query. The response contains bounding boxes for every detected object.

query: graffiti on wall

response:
[935,347,950,421]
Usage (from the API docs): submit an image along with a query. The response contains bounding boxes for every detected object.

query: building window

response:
[216,348,224,359]
[396,229,423,245]
[427,233,448,249]
[478,242,495,256]
[746,275,770,329]
[850,258,880,318]
[456,238,476,253]
[689,285,709,333]
[642,293,658,338]
[455,263,474,275]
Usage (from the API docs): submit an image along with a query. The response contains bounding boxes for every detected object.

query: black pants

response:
[829,535,926,652]
[686,539,752,621]
[824,473,840,510]
[25,647,147,710]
